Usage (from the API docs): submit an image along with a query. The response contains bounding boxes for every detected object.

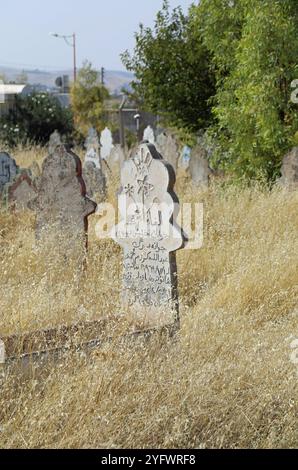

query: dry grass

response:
[0,147,298,448]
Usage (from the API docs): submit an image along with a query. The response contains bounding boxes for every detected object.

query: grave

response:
[84,127,101,169]
[8,171,37,211]
[143,125,155,145]
[48,130,62,155]
[156,131,180,171]
[83,161,107,202]
[113,142,184,329]
[189,144,213,187]
[29,145,97,251]
[279,147,298,190]
[0,152,18,192]
[100,127,114,161]
[108,145,126,175]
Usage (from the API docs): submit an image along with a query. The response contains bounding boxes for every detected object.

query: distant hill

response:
[0,66,134,95]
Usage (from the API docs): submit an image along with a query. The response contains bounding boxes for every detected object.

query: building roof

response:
[0,84,27,95]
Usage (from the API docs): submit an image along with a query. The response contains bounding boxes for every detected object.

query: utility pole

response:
[101,67,105,86]
[50,32,77,83]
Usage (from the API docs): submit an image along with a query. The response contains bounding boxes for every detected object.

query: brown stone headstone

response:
[8,171,37,211]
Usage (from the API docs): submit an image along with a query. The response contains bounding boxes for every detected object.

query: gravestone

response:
[109,145,126,175]
[83,161,107,202]
[48,130,62,155]
[178,145,191,170]
[143,125,155,145]
[0,340,5,365]
[113,142,184,329]
[100,127,114,161]
[189,144,213,187]
[279,147,298,190]
[84,128,101,169]
[156,131,179,171]
[29,145,96,249]
[8,171,37,211]
[0,152,18,192]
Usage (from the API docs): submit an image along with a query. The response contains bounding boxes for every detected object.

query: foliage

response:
[194,0,298,180]
[121,0,216,133]
[0,92,74,147]
[70,61,110,136]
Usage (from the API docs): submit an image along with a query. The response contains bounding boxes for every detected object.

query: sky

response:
[0,0,195,72]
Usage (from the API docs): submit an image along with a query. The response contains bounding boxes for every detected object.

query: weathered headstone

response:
[156,131,180,171]
[83,161,107,202]
[189,144,213,187]
[29,145,96,247]
[84,127,101,169]
[100,127,114,161]
[48,130,62,155]
[0,340,5,365]
[279,147,298,190]
[143,125,155,145]
[8,171,37,211]
[0,152,18,192]
[178,145,191,170]
[113,142,184,329]
[109,144,126,175]
[29,161,41,182]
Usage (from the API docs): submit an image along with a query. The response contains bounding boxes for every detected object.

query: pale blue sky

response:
[0,0,195,71]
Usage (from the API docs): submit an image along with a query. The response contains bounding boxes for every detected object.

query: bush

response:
[0,92,74,147]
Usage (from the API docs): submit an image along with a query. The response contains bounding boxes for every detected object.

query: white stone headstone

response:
[100,127,114,161]
[113,142,184,329]
[143,126,155,145]
[84,128,101,169]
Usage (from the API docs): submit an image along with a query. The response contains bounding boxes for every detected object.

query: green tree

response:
[0,92,74,147]
[121,0,216,133]
[197,0,298,180]
[70,61,110,135]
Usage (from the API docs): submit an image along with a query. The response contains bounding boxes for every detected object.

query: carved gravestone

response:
[100,127,114,161]
[178,145,191,170]
[83,161,107,202]
[48,130,62,155]
[113,142,184,329]
[84,127,101,169]
[29,145,96,252]
[189,144,213,187]
[0,152,18,192]
[156,131,179,171]
[8,171,37,211]
[279,148,298,190]
[143,125,155,145]
[0,339,5,365]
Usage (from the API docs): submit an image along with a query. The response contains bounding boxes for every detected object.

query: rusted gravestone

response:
[113,142,184,329]
[29,145,96,263]
[8,171,37,211]
[279,147,298,190]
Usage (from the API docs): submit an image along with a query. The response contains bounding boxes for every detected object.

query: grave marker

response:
[48,130,62,155]
[113,142,184,329]
[156,131,179,171]
[189,144,212,187]
[280,147,298,190]
[0,152,18,192]
[83,161,107,202]
[8,171,37,211]
[29,145,96,247]
[84,127,101,169]
[143,125,155,145]
[100,127,114,161]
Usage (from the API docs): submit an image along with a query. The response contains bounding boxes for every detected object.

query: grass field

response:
[0,147,298,448]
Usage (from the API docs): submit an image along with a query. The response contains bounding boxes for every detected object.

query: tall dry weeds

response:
[0,147,298,448]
